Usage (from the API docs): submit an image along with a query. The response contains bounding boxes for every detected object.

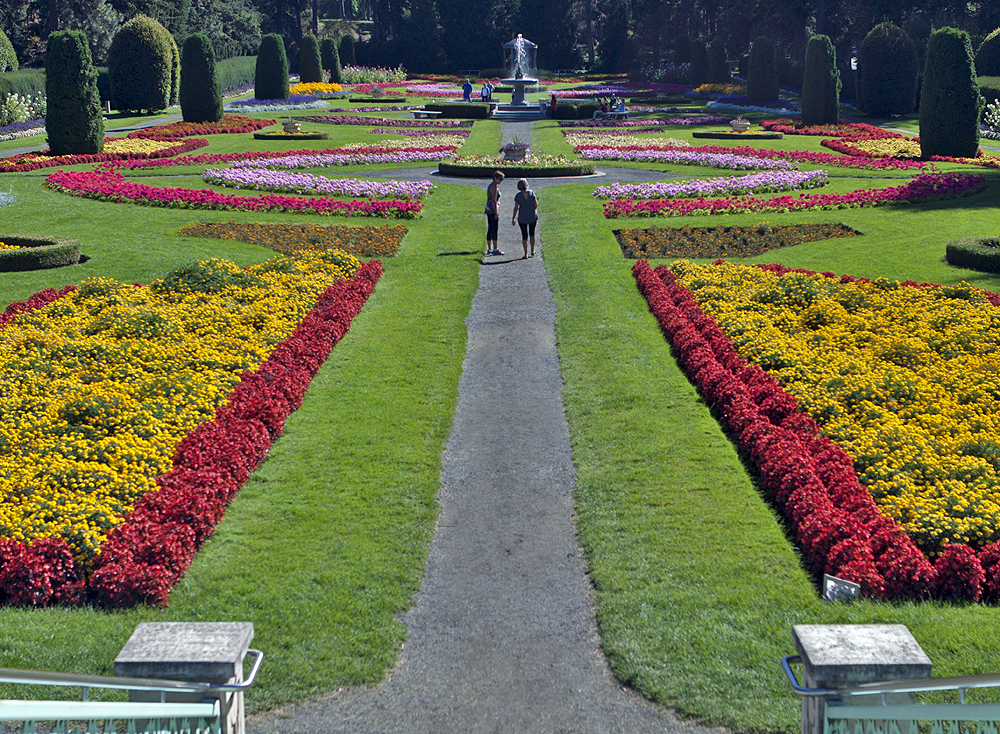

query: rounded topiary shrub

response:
[180,33,223,123]
[857,22,917,116]
[947,237,1000,273]
[255,33,289,100]
[339,34,356,66]
[108,15,176,113]
[45,30,104,156]
[747,36,778,103]
[689,38,709,86]
[978,28,1000,78]
[0,28,17,73]
[708,37,729,84]
[801,34,840,126]
[299,35,323,83]
[321,37,341,84]
[0,234,81,271]
[920,27,983,159]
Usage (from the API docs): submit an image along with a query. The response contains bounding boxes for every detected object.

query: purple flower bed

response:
[204,167,435,199]
[301,115,472,128]
[578,147,796,171]
[0,119,46,141]
[593,170,829,199]
[229,94,323,107]
[229,150,454,168]
[370,128,470,137]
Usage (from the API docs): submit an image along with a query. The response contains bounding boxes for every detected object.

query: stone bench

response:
[593,110,629,121]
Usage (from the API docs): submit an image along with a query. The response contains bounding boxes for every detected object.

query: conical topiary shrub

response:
[0,28,17,73]
[689,38,709,86]
[180,33,223,123]
[107,15,175,113]
[977,28,1000,78]
[299,35,322,83]
[46,30,104,155]
[339,34,356,66]
[747,35,778,103]
[920,27,983,159]
[321,37,342,84]
[801,34,840,126]
[857,22,917,116]
[255,33,289,100]
[708,37,729,84]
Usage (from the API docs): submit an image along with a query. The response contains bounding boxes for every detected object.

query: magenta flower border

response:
[633,259,1000,603]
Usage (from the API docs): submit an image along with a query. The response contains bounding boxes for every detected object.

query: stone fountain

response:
[502,34,538,106]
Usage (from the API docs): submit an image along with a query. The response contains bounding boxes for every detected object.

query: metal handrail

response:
[782,655,1000,699]
[0,648,263,696]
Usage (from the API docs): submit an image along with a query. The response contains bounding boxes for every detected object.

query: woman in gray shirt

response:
[511,179,539,259]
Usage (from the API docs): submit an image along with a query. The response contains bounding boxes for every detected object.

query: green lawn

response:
[1,96,1000,730]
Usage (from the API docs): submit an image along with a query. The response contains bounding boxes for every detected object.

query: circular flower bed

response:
[253,131,330,140]
[438,154,596,178]
[0,234,81,271]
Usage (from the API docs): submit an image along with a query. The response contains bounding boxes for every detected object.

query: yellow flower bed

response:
[671,259,1000,554]
[849,138,923,159]
[289,81,344,95]
[103,138,181,155]
[0,241,18,251]
[0,252,359,566]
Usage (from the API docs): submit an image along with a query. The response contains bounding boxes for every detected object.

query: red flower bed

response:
[632,259,1000,602]
[126,115,276,139]
[0,261,381,608]
[0,137,209,173]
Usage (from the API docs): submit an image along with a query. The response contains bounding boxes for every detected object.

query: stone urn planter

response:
[503,149,528,161]
[730,120,751,133]
[282,120,302,133]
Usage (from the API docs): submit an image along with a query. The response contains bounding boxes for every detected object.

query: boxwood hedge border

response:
[946,236,1000,273]
[0,234,81,271]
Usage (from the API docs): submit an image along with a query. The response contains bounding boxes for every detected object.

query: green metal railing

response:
[783,655,1000,734]
[0,649,262,734]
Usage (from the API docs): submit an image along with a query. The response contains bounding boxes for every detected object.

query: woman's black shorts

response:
[518,221,537,239]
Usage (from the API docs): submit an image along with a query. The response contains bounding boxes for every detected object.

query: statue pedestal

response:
[505,79,534,106]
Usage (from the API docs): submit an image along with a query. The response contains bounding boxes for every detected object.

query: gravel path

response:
[247,129,721,734]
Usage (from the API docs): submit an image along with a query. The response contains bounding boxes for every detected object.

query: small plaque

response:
[823,574,860,603]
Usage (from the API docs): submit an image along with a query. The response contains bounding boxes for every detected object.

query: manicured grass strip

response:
[539,180,1000,734]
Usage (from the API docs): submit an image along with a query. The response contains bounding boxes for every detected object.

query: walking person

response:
[462,79,473,102]
[511,178,538,259]
[485,171,505,257]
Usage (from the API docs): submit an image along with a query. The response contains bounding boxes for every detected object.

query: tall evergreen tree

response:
[321,35,342,82]
[801,34,840,125]
[920,27,982,158]
[46,29,104,155]
[515,0,579,71]
[299,33,322,81]
[255,31,289,99]
[180,32,223,122]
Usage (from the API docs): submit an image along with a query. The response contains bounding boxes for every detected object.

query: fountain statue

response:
[502,34,538,106]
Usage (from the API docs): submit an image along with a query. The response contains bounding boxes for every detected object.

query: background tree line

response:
[2,0,1000,76]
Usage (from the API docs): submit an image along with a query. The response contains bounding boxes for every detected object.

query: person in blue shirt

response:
[462,79,473,102]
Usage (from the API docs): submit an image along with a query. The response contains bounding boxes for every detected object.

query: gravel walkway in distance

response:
[248,140,724,733]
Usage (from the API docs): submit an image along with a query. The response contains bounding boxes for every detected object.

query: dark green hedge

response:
[299,35,323,83]
[0,69,46,100]
[801,34,840,126]
[980,77,1000,109]
[180,33,223,123]
[255,33,289,100]
[946,237,1000,273]
[340,34,356,66]
[216,56,257,93]
[45,31,103,156]
[689,38,709,86]
[857,23,917,116]
[708,37,729,84]
[425,103,492,119]
[920,27,982,158]
[552,102,600,119]
[437,160,595,178]
[108,15,176,112]
[0,235,81,271]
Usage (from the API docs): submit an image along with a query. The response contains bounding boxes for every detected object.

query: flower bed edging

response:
[632,259,1000,603]
[0,261,382,608]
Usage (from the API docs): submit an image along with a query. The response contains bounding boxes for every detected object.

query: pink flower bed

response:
[633,259,1000,603]
[46,169,425,218]
[603,172,985,218]
[0,261,382,608]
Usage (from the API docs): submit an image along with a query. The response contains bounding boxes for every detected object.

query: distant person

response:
[481,84,489,103]
[549,93,557,116]
[485,170,505,257]
[487,81,495,102]
[511,178,538,259]
[462,79,473,102]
